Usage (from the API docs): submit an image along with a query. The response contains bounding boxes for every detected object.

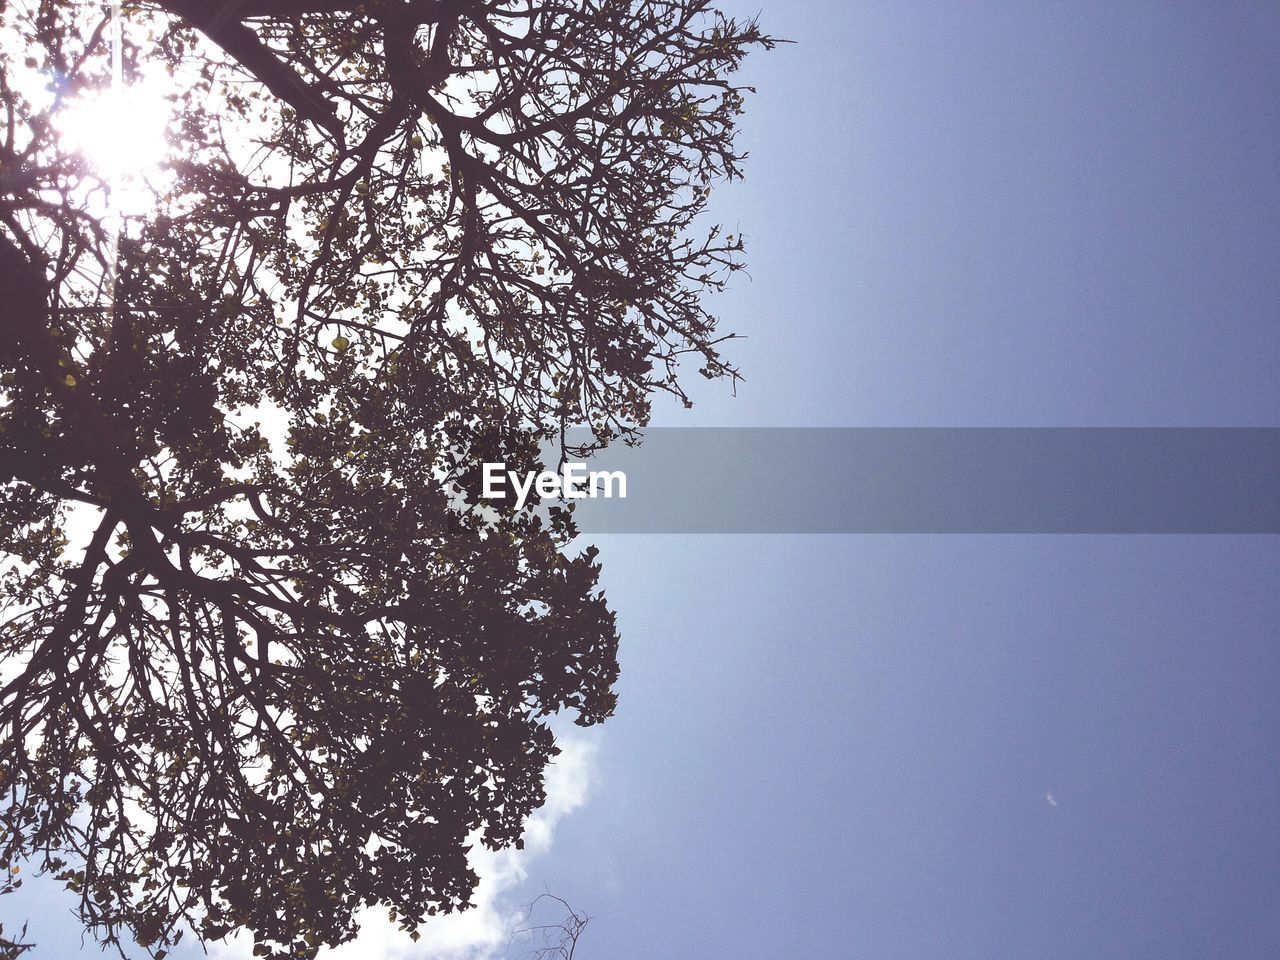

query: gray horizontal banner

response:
[503,428,1280,533]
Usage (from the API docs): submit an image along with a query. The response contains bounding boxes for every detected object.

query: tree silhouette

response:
[0,869,34,957]
[0,1,771,956]
[512,893,590,960]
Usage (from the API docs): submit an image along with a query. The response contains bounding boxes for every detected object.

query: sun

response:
[55,81,171,211]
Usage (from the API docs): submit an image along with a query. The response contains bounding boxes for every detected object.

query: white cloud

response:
[210,733,599,960]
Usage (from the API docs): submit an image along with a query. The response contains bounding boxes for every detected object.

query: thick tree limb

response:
[159,0,346,139]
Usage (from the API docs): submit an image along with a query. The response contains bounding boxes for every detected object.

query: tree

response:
[0,870,34,957]
[513,894,590,960]
[0,1,771,956]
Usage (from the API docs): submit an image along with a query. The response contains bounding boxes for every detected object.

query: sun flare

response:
[55,82,171,207]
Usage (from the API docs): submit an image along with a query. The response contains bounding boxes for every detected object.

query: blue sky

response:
[10,1,1280,957]
[522,3,1280,958]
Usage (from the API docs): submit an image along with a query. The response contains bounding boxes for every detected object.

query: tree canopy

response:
[0,1,770,955]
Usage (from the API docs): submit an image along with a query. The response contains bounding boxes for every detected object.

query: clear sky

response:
[519,3,1280,958]
[9,2,1280,957]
